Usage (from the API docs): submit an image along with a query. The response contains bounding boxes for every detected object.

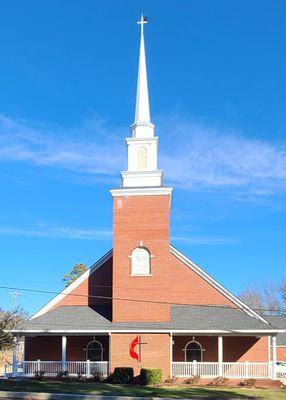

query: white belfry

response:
[121,15,163,188]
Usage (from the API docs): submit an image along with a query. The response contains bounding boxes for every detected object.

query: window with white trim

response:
[131,247,151,275]
[185,340,203,362]
[86,340,103,361]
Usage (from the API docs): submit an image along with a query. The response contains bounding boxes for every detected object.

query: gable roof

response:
[16,305,280,334]
[170,245,268,324]
[30,245,268,326]
[30,249,113,320]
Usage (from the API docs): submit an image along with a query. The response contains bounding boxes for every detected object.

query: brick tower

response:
[111,15,173,322]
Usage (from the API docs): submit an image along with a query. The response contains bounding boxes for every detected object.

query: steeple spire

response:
[119,15,163,188]
[135,15,150,123]
[130,15,154,139]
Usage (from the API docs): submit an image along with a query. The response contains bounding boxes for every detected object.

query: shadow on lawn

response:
[0,380,265,398]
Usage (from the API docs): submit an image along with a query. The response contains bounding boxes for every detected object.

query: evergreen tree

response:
[62,263,88,287]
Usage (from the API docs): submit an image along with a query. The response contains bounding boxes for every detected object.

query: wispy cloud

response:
[0,115,124,176]
[0,224,112,240]
[171,235,239,245]
[1,114,286,197]
[158,116,286,195]
[0,223,236,245]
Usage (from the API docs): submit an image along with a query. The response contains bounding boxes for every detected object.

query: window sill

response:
[130,274,153,277]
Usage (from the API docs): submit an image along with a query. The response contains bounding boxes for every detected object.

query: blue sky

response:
[0,0,286,314]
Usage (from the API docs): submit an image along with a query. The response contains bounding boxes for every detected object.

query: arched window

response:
[185,341,203,362]
[137,147,148,170]
[86,340,103,361]
[131,247,151,275]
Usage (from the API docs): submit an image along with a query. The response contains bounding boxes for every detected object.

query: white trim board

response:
[110,187,173,197]
[10,329,282,335]
[30,250,113,320]
[170,245,268,324]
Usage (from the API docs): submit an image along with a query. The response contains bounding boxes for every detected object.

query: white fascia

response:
[29,249,113,320]
[170,245,269,324]
[110,186,173,197]
[126,136,158,145]
[9,329,282,335]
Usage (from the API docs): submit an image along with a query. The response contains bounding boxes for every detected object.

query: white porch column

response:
[61,336,67,371]
[12,336,18,377]
[272,335,277,380]
[218,336,223,376]
[170,333,173,378]
[108,332,111,377]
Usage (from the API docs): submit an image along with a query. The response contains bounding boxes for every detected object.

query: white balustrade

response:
[3,360,275,380]
[5,361,109,377]
[172,362,271,379]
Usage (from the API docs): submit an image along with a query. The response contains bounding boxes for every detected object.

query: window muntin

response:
[86,340,103,361]
[185,341,203,362]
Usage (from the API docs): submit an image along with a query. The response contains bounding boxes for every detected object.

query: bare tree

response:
[238,282,283,315]
[0,308,27,351]
[280,282,286,305]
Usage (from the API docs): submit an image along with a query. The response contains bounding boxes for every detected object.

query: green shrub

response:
[140,368,162,385]
[112,367,134,384]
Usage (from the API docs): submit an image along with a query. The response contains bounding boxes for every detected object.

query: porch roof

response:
[14,305,281,334]
[266,315,286,345]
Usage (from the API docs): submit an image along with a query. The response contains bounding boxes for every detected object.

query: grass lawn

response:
[0,380,285,399]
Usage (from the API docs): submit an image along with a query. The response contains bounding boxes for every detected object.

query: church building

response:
[10,16,285,381]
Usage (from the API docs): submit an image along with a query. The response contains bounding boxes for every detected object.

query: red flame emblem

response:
[129,335,139,361]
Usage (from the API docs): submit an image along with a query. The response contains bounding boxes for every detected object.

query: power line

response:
[1,285,286,314]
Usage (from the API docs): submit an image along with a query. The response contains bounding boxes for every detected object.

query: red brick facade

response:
[172,336,268,363]
[112,194,172,322]
[24,192,272,377]
[110,333,171,379]
[277,347,286,361]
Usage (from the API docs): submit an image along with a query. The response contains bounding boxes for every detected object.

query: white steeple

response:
[130,15,154,139]
[121,15,163,188]
[134,15,150,124]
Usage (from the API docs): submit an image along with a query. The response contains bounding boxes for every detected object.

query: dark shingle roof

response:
[15,305,278,333]
[266,315,286,345]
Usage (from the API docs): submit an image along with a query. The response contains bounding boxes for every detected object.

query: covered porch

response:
[171,334,280,380]
[9,334,110,378]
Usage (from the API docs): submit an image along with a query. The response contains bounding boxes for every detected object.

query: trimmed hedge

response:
[140,368,162,385]
[112,367,134,384]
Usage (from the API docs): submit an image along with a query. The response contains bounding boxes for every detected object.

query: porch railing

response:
[11,361,109,377]
[172,362,272,379]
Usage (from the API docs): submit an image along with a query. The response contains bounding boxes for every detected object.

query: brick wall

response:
[277,347,286,361]
[110,333,171,379]
[112,195,171,322]
[25,335,109,361]
[173,336,218,362]
[223,336,268,362]
[25,336,61,361]
[172,335,268,362]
